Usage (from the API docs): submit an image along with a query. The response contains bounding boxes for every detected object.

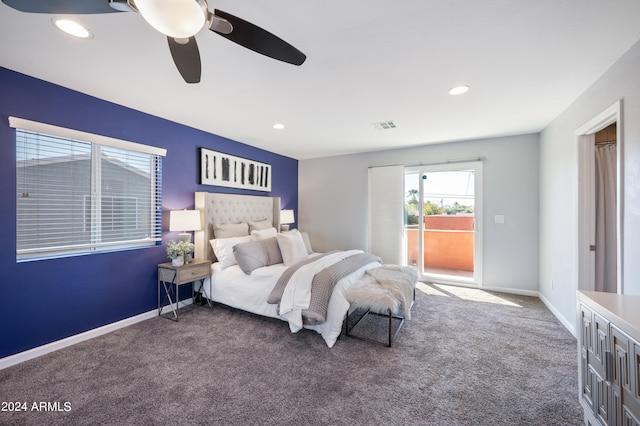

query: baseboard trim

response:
[425,280,540,298]
[480,285,539,297]
[538,292,576,337]
[0,299,194,370]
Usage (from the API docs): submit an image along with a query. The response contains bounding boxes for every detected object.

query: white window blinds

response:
[12,117,166,260]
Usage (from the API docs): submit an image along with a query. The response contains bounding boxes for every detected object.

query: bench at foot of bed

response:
[344,265,417,347]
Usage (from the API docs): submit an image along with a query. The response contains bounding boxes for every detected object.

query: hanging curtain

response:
[594,143,617,293]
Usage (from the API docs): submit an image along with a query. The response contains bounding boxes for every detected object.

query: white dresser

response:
[578,291,640,425]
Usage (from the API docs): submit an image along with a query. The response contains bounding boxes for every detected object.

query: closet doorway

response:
[404,162,483,286]
[576,101,622,294]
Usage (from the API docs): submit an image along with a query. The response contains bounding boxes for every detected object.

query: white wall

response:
[539,39,640,333]
[299,134,540,295]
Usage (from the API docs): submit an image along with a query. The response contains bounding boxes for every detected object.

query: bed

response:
[193,191,382,347]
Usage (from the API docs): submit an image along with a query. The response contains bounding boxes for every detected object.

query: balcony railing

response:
[404,215,474,273]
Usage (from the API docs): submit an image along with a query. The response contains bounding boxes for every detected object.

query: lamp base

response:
[281,225,290,232]
[178,233,191,242]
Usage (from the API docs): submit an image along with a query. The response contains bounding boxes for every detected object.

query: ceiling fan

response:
[1,0,307,83]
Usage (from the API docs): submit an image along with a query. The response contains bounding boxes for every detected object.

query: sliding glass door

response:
[404,162,483,286]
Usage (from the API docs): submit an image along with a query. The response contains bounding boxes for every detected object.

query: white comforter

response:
[202,254,380,347]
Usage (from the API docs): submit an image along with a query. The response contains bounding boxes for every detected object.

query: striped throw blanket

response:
[267,251,381,328]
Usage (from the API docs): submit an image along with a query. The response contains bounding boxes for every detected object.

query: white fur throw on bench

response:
[345,265,418,319]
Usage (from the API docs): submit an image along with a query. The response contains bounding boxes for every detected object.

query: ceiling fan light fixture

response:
[135,0,208,38]
[52,18,93,39]
[448,85,470,95]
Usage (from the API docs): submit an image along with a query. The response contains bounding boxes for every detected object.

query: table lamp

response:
[169,209,201,242]
[280,209,295,232]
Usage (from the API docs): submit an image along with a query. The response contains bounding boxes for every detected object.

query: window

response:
[12,117,166,261]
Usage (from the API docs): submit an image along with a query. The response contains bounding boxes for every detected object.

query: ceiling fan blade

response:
[167,36,201,84]
[1,0,124,14]
[211,9,306,66]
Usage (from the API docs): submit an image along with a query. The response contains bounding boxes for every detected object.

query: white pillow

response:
[251,227,277,241]
[210,235,252,268]
[276,229,309,266]
[300,231,313,254]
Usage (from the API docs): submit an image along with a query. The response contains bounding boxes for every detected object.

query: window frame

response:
[11,117,167,262]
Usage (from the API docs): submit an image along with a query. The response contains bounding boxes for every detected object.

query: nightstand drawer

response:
[176,263,210,283]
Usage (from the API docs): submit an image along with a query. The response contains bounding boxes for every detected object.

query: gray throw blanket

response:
[266,251,338,304]
[267,251,381,325]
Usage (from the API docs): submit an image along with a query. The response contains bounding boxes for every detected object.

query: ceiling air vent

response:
[372,120,396,130]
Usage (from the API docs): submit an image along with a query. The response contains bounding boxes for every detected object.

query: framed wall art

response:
[199,148,272,192]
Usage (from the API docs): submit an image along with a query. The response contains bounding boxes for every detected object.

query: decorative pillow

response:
[213,222,249,239]
[263,237,284,265]
[300,231,313,254]
[251,227,277,241]
[248,219,272,231]
[233,237,283,274]
[210,235,251,268]
[276,229,309,266]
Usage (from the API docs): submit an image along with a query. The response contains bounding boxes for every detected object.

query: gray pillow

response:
[213,222,249,239]
[233,237,283,274]
[248,219,272,231]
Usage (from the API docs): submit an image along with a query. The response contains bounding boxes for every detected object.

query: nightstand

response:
[157,258,212,321]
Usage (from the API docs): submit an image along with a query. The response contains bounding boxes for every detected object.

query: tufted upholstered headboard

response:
[194,192,281,262]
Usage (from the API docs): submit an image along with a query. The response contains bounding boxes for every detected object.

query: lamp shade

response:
[169,209,201,232]
[280,209,295,225]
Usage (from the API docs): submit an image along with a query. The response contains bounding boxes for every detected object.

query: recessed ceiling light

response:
[52,18,93,39]
[448,85,470,95]
[273,123,285,130]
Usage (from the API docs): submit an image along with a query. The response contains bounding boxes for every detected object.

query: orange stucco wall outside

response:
[424,215,474,231]
[405,215,474,272]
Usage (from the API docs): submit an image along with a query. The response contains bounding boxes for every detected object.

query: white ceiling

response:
[2,1,640,160]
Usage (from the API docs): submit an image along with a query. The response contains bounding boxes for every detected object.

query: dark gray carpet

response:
[0,283,582,425]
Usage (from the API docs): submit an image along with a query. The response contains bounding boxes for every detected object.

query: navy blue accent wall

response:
[0,68,298,359]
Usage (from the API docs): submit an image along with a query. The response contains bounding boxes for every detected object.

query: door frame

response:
[406,161,483,287]
[575,100,623,293]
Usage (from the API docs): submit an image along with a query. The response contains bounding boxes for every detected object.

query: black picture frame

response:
[199,148,272,192]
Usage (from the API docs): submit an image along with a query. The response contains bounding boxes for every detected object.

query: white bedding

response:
[201,257,380,347]
[204,262,286,319]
